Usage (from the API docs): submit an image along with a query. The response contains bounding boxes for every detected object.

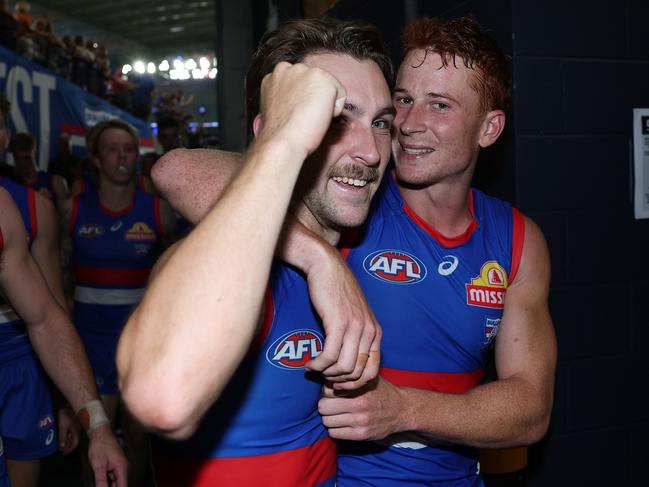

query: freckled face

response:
[392,49,488,187]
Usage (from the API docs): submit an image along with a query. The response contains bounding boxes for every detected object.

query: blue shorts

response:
[0,351,57,460]
[76,329,120,395]
[74,302,132,396]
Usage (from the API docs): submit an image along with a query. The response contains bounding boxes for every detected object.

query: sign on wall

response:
[0,45,152,170]
[633,108,649,219]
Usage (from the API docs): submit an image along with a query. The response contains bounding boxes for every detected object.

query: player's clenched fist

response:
[256,61,347,158]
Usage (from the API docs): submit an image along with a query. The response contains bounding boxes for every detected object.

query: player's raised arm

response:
[118,61,346,439]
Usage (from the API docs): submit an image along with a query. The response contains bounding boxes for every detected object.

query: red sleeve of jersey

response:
[509,207,525,284]
[153,195,165,237]
[251,287,275,351]
[27,187,38,240]
[68,196,79,236]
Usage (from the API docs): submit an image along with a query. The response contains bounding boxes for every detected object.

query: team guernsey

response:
[152,262,336,487]
[30,171,58,202]
[0,179,57,469]
[69,188,163,394]
[338,174,524,486]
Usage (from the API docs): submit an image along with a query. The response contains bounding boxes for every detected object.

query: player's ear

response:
[478,110,505,149]
[252,114,263,137]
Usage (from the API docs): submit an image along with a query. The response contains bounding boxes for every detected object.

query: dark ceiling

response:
[28,0,217,61]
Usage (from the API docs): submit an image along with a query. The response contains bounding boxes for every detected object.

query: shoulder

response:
[0,187,27,246]
[509,216,550,292]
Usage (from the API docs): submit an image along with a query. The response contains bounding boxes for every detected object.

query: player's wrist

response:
[75,399,110,435]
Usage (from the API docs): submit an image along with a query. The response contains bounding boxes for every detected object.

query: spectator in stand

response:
[10,132,68,205]
[94,44,111,98]
[61,34,76,81]
[129,72,155,120]
[14,1,38,63]
[86,39,103,96]
[72,35,93,90]
[13,0,31,31]
[0,0,19,51]
[34,17,71,79]
[109,68,136,113]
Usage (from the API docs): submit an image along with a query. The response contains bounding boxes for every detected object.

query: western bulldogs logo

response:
[363,249,427,284]
[484,317,501,345]
[78,224,104,237]
[266,329,324,370]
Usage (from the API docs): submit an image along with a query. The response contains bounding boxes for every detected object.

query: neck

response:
[17,164,38,184]
[292,203,341,246]
[396,172,474,238]
[98,178,136,212]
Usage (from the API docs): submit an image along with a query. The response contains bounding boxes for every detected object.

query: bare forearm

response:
[152,148,241,224]
[401,377,553,448]
[119,139,305,437]
[27,305,98,411]
[276,216,333,271]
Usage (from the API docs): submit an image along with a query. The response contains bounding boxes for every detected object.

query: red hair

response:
[401,16,511,113]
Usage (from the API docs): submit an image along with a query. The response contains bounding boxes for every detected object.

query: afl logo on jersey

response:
[363,249,427,285]
[78,224,104,237]
[266,329,324,370]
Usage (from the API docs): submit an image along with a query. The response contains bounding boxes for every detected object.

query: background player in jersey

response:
[147,15,557,486]
[0,98,127,487]
[59,119,177,486]
[117,17,391,486]
[9,132,68,206]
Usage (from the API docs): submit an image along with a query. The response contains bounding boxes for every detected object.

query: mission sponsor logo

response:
[466,261,508,309]
[266,329,324,370]
[78,224,104,237]
[125,222,156,241]
[363,249,426,284]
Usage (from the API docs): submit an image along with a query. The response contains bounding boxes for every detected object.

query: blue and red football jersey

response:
[69,188,163,333]
[30,171,59,203]
[337,173,524,486]
[0,178,38,363]
[152,262,336,487]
